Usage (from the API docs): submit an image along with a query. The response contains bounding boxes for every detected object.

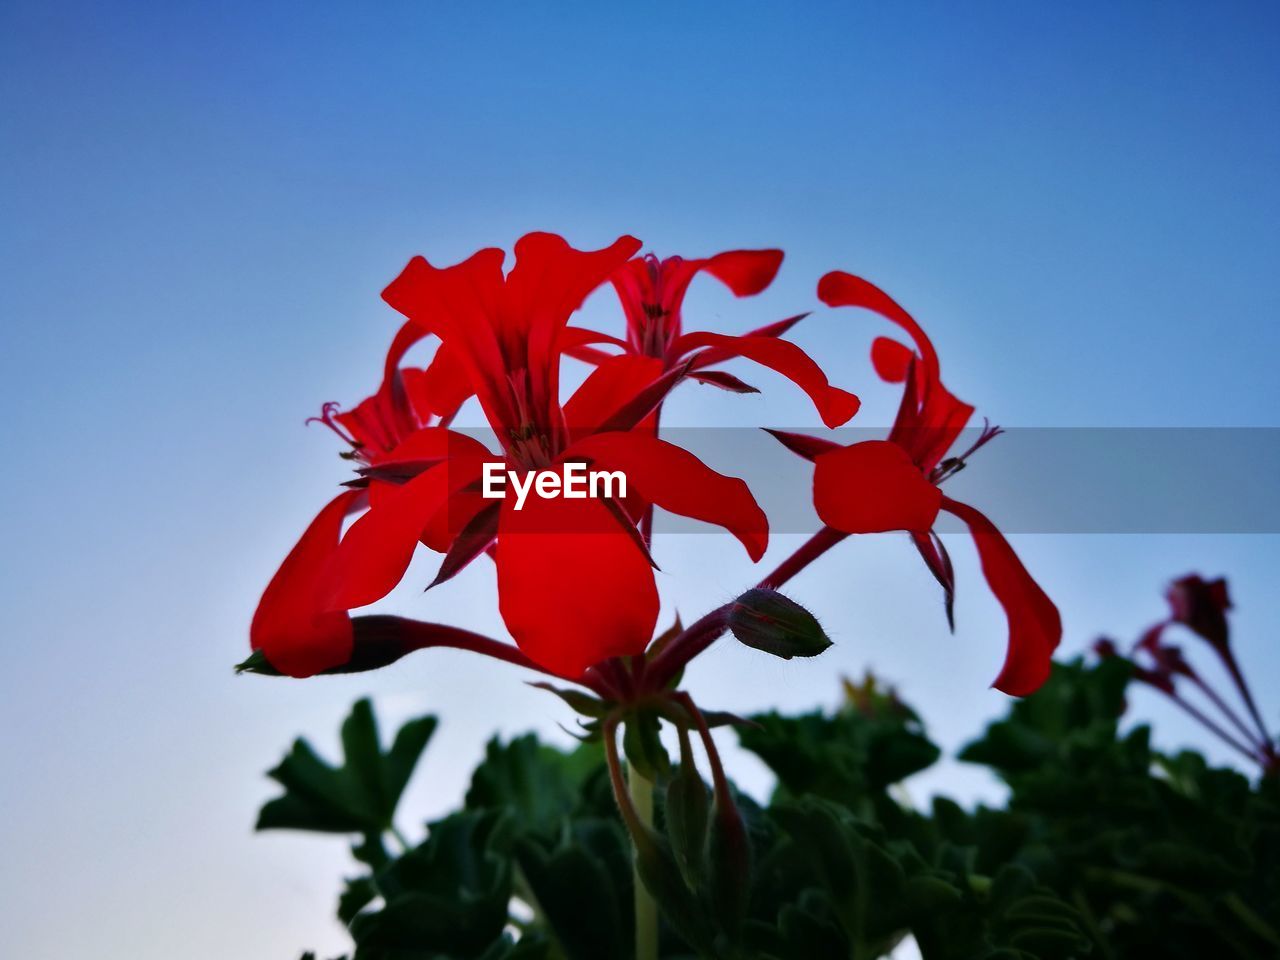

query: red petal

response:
[813,441,941,533]
[911,530,956,630]
[940,496,1062,696]
[563,326,628,351]
[700,249,784,297]
[325,459,484,609]
[870,337,913,383]
[336,395,400,457]
[563,354,664,436]
[818,271,940,385]
[764,428,841,462]
[506,233,642,428]
[689,370,760,394]
[379,427,494,469]
[594,358,693,434]
[421,483,493,553]
[382,320,429,382]
[740,312,808,341]
[566,432,769,561]
[412,339,474,417]
[427,502,500,588]
[674,332,861,428]
[251,491,365,677]
[382,248,514,429]
[496,494,659,677]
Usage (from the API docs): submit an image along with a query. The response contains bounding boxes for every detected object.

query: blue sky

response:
[3,2,1279,957]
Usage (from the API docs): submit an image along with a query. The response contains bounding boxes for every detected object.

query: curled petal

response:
[410,340,474,417]
[870,337,913,383]
[566,432,769,561]
[497,494,659,677]
[382,247,515,429]
[818,271,940,385]
[251,491,366,678]
[813,441,941,533]
[674,331,861,428]
[941,496,1062,697]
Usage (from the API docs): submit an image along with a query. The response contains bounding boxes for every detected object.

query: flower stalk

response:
[628,762,659,960]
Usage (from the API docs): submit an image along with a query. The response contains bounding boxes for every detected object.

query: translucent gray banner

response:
[439,427,1280,534]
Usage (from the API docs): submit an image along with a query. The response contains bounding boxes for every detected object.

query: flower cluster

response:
[244,232,1061,702]
[1095,574,1278,774]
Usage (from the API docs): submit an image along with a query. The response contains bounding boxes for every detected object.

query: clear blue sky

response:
[3,2,1278,957]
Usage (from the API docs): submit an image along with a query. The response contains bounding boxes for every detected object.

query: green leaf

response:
[256,699,436,840]
[235,648,281,675]
[527,682,611,718]
[665,755,711,888]
[727,588,832,659]
[739,709,939,810]
[630,826,715,955]
[337,875,376,925]
[516,819,631,960]
[622,709,671,782]
[465,735,605,838]
[351,811,512,958]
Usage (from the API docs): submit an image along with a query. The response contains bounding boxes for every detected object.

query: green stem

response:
[389,824,411,852]
[628,763,659,960]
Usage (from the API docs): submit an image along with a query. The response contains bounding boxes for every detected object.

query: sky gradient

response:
[3,2,1279,957]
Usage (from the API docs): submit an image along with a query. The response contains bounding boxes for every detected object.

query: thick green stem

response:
[628,763,659,960]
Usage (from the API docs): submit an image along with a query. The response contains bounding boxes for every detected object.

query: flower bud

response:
[727,588,832,660]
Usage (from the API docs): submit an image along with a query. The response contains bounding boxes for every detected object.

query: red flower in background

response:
[770,272,1061,696]
[564,249,860,430]
[1094,574,1276,773]
[1165,574,1231,651]
[305,233,769,679]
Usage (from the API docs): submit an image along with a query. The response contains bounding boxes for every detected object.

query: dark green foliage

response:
[267,667,1279,959]
[465,734,634,960]
[257,698,436,844]
[738,704,940,814]
[958,657,1280,959]
[351,810,516,959]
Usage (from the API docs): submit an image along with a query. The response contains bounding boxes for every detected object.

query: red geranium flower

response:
[1165,574,1231,651]
[310,233,770,679]
[563,249,860,430]
[250,323,469,678]
[770,272,1062,696]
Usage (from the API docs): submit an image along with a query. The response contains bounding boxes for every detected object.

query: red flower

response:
[1165,574,1231,651]
[315,233,769,679]
[250,326,468,678]
[564,249,860,429]
[770,272,1061,696]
